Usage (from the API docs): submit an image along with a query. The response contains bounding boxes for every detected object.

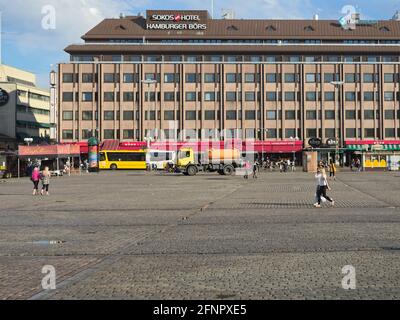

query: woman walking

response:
[31,167,41,195]
[329,159,337,180]
[40,167,51,196]
[314,168,335,208]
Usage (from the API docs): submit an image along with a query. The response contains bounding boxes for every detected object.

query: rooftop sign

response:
[146,10,208,31]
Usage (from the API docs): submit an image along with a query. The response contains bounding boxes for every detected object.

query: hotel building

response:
[57,10,400,162]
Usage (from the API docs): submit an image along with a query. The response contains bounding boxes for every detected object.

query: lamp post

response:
[24,138,33,147]
[330,81,344,166]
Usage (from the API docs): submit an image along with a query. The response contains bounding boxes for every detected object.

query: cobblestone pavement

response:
[0,170,399,300]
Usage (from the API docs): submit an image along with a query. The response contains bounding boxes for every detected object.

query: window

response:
[245,110,256,120]
[205,110,215,120]
[62,111,73,120]
[385,128,396,137]
[266,129,278,139]
[266,110,276,120]
[345,110,356,120]
[306,73,316,83]
[325,92,335,101]
[226,73,237,83]
[226,92,236,102]
[123,130,134,139]
[82,73,94,83]
[62,130,73,139]
[144,73,159,82]
[164,92,175,101]
[345,73,357,83]
[345,92,356,101]
[104,130,115,139]
[123,73,135,83]
[123,111,134,121]
[285,92,296,101]
[384,73,395,83]
[186,110,196,120]
[123,92,134,102]
[385,110,395,119]
[384,92,394,101]
[62,92,74,102]
[204,73,217,83]
[226,55,241,62]
[285,110,295,120]
[346,128,356,138]
[104,111,115,120]
[82,130,91,140]
[104,73,118,83]
[82,111,93,121]
[82,92,93,102]
[266,92,276,101]
[185,73,197,83]
[325,110,335,120]
[164,111,175,120]
[186,55,202,62]
[104,92,114,102]
[363,73,375,83]
[266,73,277,83]
[185,92,196,101]
[245,92,255,101]
[325,128,336,138]
[306,92,316,101]
[363,92,374,101]
[226,110,237,120]
[164,73,179,83]
[284,73,297,83]
[306,129,317,138]
[145,92,156,102]
[364,128,375,138]
[204,92,215,101]
[324,73,339,83]
[285,129,296,138]
[306,110,317,120]
[63,73,75,83]
[245,73,256,83]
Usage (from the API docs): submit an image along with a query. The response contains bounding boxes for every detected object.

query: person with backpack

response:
[31,167,41,196]
[314,167,335,208]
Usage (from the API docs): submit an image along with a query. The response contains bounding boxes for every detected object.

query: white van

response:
[146,150,176,170]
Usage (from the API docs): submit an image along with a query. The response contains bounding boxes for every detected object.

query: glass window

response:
[345,110,356,120]
[285,92,295,101]
[325,110,335,120]
[82,111,93,121]
[82,92,93,102]
[104,92,114,102]
[226,92,236,101]
[325,92,335,101]
[204,92,215,101]
[185,92,196,101]
[164,55,182,62]
[285,110,295,120]
[123,92,134,102]
[145,73,157,81]
[62,92,73,102]
[145,55,161,62]
[226,110,237,120]
[204,73,217,83]
[306,110,317,120]
[226,73,237,83]
[306,129,317,138]
[123,130,134,139]
[266,110,276,120]
[266,73,277,83]
[384,92,394,101]
[164,111,175,120]
[62,111,73,120]
[345,73,357,83]
[245,73,255,83]
[104,73,118,83]
[363,73,375,83]
[306,92,316,101]
[285,129,296,138]
[364,128,375,138]
[346,128,356,138]
[145,111,155,121]
[245,92,255,101]
[385,128,396,137]
[384,73,395,83]
[103,130,115,139]
[164,73,175,83]
[284,73,296,83]
[62,130,73,139]
[63,73,75,83]
[385,110,395,119]
[82,73,94,83]
[363,92,374,101]
[185,55,202,62]
[185,73,197,83]
[185,110,196,120]
[82,130,91,140]
[345,92,356,101]
[164,92,175,101]
[325,128,336,138]
[266,129,277,139]
[266,92,276,101]
[104,111,114,120]
[205,110,215,120]
[245,110,256,120]
[306,73,316,83]
[364,110,374,120]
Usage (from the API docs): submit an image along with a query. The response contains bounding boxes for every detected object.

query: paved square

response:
[0,170,399,300]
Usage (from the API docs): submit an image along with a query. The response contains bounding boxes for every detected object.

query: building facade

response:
[0,64,52,150]
[57,10,400,159]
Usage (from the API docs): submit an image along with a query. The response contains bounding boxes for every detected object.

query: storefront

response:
[345,140,400,171]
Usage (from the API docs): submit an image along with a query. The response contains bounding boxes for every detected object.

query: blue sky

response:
[0,0,399,88]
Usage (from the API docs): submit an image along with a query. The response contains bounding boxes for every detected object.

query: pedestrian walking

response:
[31,167,41,196]
[243,161,251,179]
[252,161,259,179]
[314,167,335,208]
[329,159,337,180]
[40,167,51,196]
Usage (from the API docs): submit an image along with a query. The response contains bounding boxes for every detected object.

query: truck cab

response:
[177,148,195,168]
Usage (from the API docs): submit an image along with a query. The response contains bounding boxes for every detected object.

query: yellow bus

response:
[99,150,147,170]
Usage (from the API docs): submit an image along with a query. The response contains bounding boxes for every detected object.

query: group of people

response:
[350,158,362,172]
[260,158,295,172]
[31,167,51,196]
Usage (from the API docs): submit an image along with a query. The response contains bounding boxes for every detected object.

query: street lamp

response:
[330,81,344,166]
[24,138,33,146]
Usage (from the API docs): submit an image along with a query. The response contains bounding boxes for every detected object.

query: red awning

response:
[18,144,81,158]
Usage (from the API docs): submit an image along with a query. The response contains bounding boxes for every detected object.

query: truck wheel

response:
[187,165,198,176]
[223,165,234,176]
[110,164,118,170]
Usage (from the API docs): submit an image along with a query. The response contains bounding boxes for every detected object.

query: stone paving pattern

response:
[0,169,399,300]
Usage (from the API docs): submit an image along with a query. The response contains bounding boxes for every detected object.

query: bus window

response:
[99,152,106,162]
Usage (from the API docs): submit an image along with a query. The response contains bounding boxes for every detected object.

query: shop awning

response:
[16,120,54,129]
[18,144,81,158]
